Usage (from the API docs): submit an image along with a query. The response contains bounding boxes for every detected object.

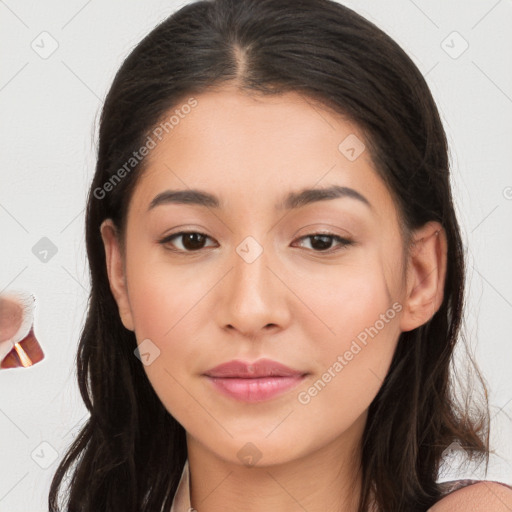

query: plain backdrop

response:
[0,0,511,510]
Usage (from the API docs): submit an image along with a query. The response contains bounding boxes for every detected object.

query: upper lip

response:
[204,358,306,378]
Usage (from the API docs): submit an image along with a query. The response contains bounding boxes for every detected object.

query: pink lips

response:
[203,358,307,402]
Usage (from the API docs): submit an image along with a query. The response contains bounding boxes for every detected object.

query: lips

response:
[203,358,307,402]
[204,358,305,378]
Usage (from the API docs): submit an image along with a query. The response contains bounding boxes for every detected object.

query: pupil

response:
[311,235,332,251]
[184,233,205,250]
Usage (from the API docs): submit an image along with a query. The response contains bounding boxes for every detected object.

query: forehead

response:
[130,87,395,221]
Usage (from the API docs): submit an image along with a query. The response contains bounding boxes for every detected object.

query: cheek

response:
[124,252,211,416]
[291,257,402,421]
[291,252,400,345]
[125,238,215,341]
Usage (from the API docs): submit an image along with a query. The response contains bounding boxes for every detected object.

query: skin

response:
[0,297,22,343]
[101,86,448,512]
[429,482,512,511]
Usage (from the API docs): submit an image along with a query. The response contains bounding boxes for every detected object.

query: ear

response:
[100,219,135,332]
[400,221,448,332]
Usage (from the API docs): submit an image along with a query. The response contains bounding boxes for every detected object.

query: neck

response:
[186,412,366,512]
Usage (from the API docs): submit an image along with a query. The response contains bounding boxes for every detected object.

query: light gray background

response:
[0,1,511,510]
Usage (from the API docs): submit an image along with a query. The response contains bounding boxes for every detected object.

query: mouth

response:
[203,358,308,402]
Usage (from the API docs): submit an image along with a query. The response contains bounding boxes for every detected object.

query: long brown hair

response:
[49,0,489,510]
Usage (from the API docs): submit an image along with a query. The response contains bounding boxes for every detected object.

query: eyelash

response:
[158,231,354,255]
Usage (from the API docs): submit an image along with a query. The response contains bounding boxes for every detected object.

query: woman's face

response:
[102,87,444,467]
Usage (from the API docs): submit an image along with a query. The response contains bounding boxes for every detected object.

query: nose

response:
[217,240,291,340]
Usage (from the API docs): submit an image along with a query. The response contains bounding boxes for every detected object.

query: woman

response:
[48,0,512,510]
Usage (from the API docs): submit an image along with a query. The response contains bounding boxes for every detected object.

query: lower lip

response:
[205,375,306,402]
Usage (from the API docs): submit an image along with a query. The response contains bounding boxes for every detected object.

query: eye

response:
[158,231,354,254]
[293,233,354,253]
[158,231,217,252]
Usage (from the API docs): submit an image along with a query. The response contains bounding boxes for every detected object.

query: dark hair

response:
[49,0,490,510]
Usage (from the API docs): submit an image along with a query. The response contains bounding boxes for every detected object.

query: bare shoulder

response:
[428,482,512,511]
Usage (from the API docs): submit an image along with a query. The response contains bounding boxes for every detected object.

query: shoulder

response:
[428,481,512,511]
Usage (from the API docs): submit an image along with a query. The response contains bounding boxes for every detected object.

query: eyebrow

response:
[147,185,372,211]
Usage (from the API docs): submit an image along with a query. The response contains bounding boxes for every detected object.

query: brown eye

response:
[294,233,353,253]
[159,231,216,252]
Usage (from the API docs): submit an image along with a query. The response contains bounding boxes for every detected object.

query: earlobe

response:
[99,219,135,332]
[400,221,448,333]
